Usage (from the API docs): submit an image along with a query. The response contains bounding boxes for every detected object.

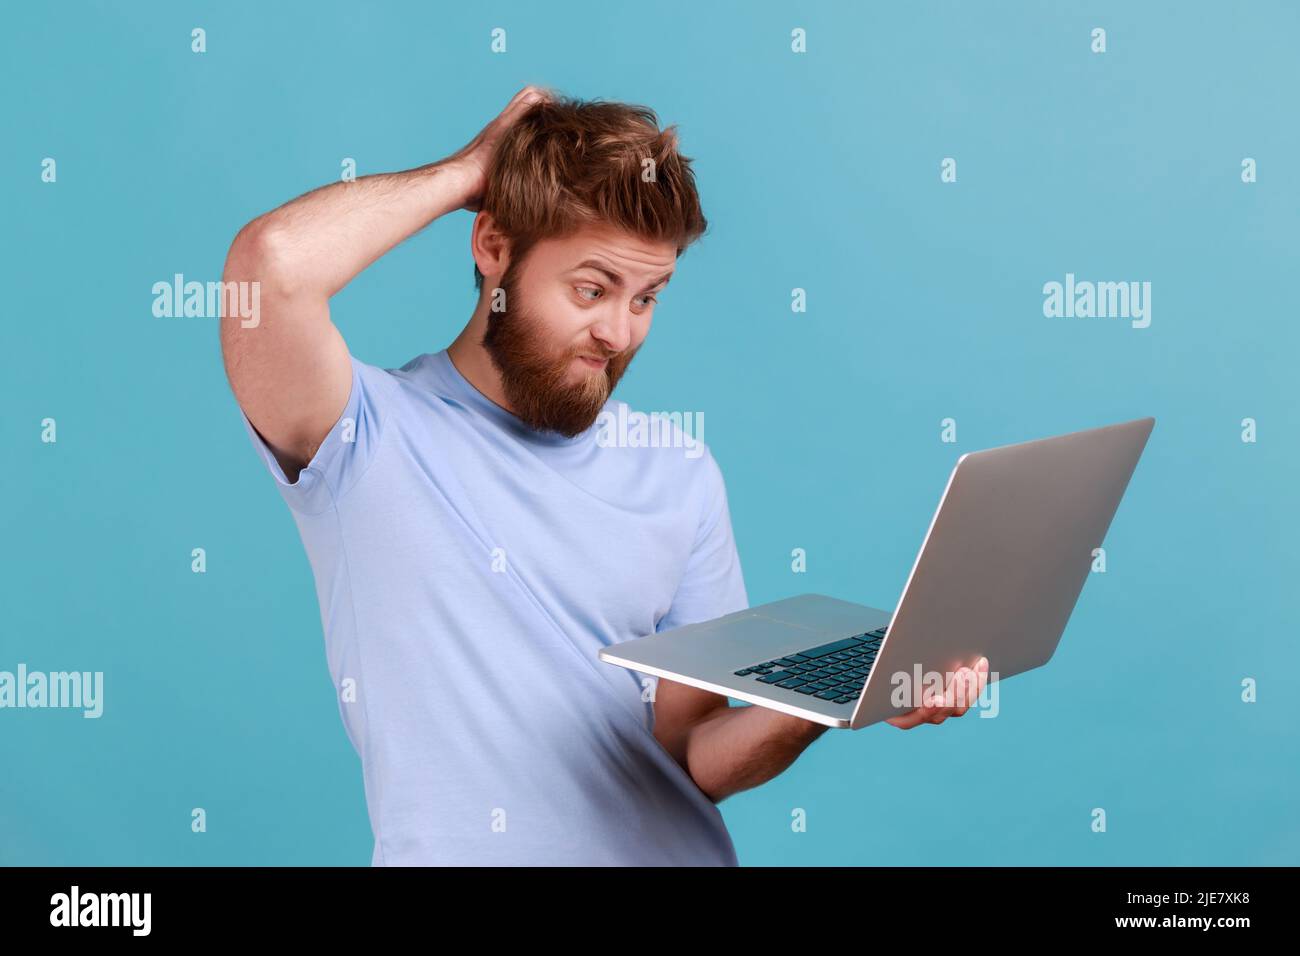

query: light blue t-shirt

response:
[240,349,749,865]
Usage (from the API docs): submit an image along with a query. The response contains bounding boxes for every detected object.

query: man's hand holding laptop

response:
[884,656,990,730]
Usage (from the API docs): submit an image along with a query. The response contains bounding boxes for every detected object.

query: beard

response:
[481,264,637,437]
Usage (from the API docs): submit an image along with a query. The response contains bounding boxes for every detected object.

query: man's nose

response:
[589,305,632,353]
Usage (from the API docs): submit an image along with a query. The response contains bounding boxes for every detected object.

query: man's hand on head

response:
[446,85,554,213]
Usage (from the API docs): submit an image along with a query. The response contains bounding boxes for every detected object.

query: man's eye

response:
[636,294,659,306]
[576,286,601,301]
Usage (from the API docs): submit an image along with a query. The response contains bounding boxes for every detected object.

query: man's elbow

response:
[224,217,304,299]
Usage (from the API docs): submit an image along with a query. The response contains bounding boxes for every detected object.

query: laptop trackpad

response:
[705,615,829,669]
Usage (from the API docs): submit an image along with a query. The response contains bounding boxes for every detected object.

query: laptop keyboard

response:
[733,627,887,705]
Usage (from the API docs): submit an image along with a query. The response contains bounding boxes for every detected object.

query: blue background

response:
[2,0,1296,865]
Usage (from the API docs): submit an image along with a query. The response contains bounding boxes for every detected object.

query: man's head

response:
[469,95,708,437]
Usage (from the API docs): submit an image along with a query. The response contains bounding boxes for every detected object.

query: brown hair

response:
[474,94,708,291]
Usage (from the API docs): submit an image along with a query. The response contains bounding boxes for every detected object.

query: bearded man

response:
[220,87,951,866]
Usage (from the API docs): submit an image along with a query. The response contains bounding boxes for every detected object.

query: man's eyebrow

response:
[572,259,673,290]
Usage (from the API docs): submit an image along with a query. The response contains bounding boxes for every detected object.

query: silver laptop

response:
[600,417,1155,729]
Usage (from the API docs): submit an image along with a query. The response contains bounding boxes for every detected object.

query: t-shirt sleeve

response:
[656,447,750,633]
[238,354,393,515]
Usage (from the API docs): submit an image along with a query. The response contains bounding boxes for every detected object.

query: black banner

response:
[0,866,1278,940]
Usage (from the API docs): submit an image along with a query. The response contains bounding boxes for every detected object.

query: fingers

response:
[928,668,966,722]
[887,657,989,730]
[514,84,550,102]
[463,87,553,172]
[886,709,930,730]
[950,665,980,716]
[930,677,953,723]
[486,86,553,138]
[886,680,948,730]
[507,85,552,115]
[973,659,988,697]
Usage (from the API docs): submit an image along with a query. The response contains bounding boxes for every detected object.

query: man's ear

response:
[471,211,511,280]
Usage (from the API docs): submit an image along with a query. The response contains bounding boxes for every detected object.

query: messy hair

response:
[473,94,708,290]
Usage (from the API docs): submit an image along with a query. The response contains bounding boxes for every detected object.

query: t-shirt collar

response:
[430,349,599,448]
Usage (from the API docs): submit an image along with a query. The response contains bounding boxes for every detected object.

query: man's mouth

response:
[577,354,609,369]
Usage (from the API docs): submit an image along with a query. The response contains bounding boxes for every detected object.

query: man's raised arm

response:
[218,86,550,479]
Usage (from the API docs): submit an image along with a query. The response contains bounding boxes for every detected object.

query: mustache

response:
[573,345,622,362]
